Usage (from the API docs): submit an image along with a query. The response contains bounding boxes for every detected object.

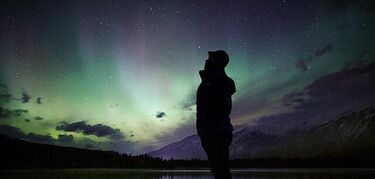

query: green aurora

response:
[1,0,375,153]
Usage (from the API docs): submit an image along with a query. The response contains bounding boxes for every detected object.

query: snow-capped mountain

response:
[149,107,375,160]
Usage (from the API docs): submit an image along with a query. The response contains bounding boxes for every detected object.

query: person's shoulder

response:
[225,76,236,95]
[226,76,235,86]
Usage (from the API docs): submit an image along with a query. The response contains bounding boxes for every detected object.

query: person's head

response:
[205,50,229,70]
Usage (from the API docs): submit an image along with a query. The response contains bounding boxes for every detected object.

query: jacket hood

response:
[199,69,225,81]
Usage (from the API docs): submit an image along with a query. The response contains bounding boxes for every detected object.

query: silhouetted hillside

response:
[0,134,167,169]
[1,132,374,169]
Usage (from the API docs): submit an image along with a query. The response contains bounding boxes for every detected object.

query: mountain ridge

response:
[149,107,375,160]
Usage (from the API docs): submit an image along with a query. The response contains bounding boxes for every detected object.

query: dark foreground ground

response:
[1,168,375,179]
[1,134,375,169]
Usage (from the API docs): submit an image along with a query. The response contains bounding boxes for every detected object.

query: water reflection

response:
[1,169,375,179]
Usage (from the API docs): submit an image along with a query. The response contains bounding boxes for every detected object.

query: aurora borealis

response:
[1,0,375,154]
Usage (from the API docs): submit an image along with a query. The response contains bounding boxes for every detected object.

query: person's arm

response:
[209,78,235,119]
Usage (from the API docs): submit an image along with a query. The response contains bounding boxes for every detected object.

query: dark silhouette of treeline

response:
[1,134,374,169]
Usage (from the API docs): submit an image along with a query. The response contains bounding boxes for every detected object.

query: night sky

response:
[1,0,375,154]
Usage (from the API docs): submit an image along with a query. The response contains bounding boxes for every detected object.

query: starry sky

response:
[1,0,375,154]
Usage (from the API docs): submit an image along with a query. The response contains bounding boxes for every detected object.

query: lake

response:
[1,168,375,179]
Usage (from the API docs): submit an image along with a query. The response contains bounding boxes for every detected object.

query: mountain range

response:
[149,107,375,160]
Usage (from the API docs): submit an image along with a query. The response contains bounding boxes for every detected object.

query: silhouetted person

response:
[196,50,236,179]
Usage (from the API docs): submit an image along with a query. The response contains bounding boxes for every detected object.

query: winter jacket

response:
[196,68,236,140]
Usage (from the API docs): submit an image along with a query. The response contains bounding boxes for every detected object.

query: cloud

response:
[26,133,53,143]
[0,84,12,105]
[0,107,28,119]
[0,124,53,143]
[1,85,42,105]
[21,91,31,103]
[34,116,43,120]
[295,43,333,72]
[0,94,12,105]
[57,134,74,143]
[0,124,134,153]
[14,109,28,117]
[0,107,11,119]
[36,97,42,104]
[56,121,124,140]
[155,111,166,118]
[257,61,375,133]
[296,61,375,108]
[110,103,119,108]
[315,44,333,57]
[0,84,43,121]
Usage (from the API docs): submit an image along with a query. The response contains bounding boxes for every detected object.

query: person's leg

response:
[201,138,216,173]
[201,134,232,179]
[210,143,221,178]
[214,134,232,179]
